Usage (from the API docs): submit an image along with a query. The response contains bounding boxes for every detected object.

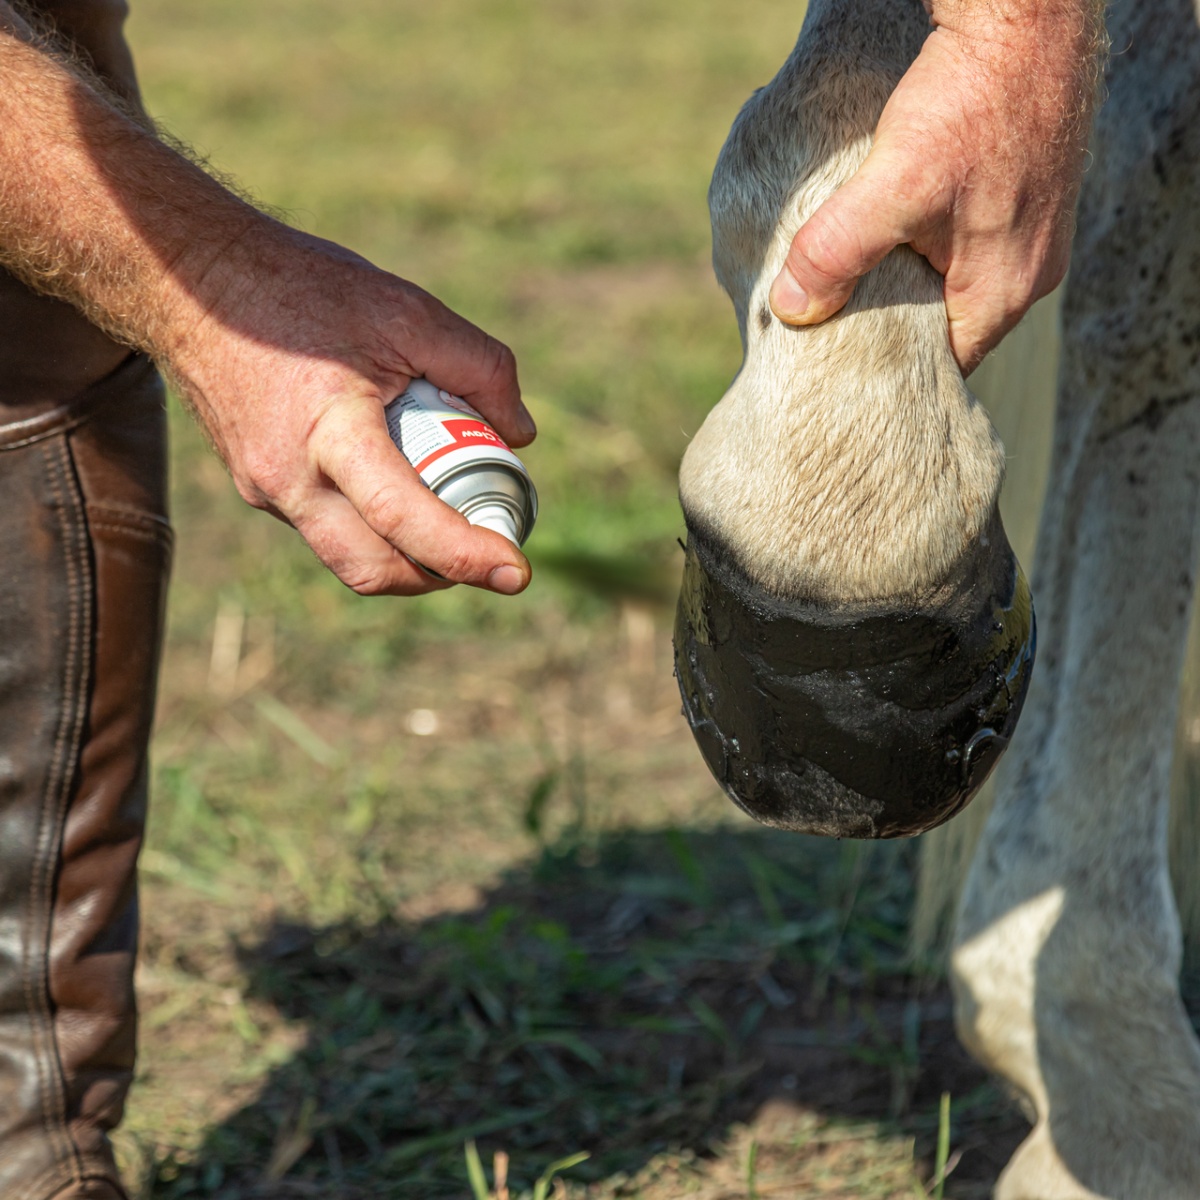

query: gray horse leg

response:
[953,2,1200,1195]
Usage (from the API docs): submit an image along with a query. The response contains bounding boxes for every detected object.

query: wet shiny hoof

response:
[673,521,1036,838]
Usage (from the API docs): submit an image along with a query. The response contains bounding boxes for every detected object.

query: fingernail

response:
[488,564,527,595]
[770,266,810,322]
[515,403,537,440]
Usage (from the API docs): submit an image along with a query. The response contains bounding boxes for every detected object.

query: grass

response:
[464,1141,590,1200]
[126,825,1018,1197]
[107,0,1031,1195]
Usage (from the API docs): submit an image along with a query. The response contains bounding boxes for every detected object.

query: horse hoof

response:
[673,519,1036,838]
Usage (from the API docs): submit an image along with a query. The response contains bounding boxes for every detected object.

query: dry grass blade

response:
[253,694,339,768]
[263,1096,317,1183]
[494,1149,511,1200]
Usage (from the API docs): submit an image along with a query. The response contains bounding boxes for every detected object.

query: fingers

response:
[946,301,1024,376]
[770,151,911,327]
[944,243,1069,374]
[292,491,451,597]
[395,292,537,448]
[306,395,532,595]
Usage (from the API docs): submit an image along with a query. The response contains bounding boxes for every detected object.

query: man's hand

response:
[769,0,1106,374]
[0,2,534,597]
[164,227,537,596]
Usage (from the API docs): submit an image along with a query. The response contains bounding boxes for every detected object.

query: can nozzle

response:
[468,502,522,548]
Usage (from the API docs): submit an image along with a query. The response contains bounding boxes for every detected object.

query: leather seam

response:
[88,520,174,548]
[85,501,170,528]
[84,502,173,548]
[22,441,74,1184]
[21,1160,124,1200]
[24,435,96,1187]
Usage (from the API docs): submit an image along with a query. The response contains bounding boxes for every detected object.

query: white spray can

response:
[385,378,538,551]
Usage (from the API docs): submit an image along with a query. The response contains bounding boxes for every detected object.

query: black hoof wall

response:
[673,527,1035,839]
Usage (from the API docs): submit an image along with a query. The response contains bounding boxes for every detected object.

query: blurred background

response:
[112,0,1193,1197]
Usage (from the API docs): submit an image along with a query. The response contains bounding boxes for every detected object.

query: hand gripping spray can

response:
[385,379,538,571]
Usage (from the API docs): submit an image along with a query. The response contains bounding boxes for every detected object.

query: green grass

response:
[110,1,1027,1196]
[127,827,1005,1198]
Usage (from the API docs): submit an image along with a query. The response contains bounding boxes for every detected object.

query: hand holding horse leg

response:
[770,0,1106,373]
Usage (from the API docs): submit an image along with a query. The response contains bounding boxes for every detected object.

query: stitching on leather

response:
[56,437,95,1179]
[24,436,95,1186]
[20,1159,125,1200]
[88,522,175,549]
[27,1164,130,1200]
[85,502,170,531]
[84,502,173,549]
[22,443,73,1182]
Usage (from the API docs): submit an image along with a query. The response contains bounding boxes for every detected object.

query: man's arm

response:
[769,0,1107,374]
[0,3,535,595]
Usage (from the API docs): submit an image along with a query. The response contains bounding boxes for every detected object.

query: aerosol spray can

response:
[385,378,538,555]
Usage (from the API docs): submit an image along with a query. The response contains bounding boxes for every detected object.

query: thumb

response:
[770,151,910,327]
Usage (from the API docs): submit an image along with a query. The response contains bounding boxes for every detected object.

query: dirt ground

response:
[119,609,1032,1199]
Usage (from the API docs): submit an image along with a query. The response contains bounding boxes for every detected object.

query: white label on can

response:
[385,379,526,484]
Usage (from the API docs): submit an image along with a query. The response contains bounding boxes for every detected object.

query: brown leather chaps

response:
[0,302,169,1200]
[0,7,168,1198]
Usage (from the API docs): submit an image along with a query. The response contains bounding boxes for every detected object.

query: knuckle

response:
[358,483,412,545]
[302,521,404,598]
[793,211,854,284]
[435,545,477,584]
[795,197,882,288]
[233,476,270,510]
[492,337,517,378]
[343,564,394,597]
[480,335,518,394]
[883,141,941,207]
[237,450,291,503]
[234,472,292,516]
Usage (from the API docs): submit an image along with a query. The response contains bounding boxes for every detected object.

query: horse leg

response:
[952,2,1200,1195]
[678,0,1034,840]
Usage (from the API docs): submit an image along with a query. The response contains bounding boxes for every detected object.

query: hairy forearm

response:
[0,1,534,597]
[924,0,1108,232]
[774,0,1109,369]
[0,1,273,361]
[930,0,1106,42]
[928,0,1108,99]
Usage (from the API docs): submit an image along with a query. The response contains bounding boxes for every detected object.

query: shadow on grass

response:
[145,829,1026,1199]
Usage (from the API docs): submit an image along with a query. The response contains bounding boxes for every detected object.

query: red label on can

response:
[413,418,510,473]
